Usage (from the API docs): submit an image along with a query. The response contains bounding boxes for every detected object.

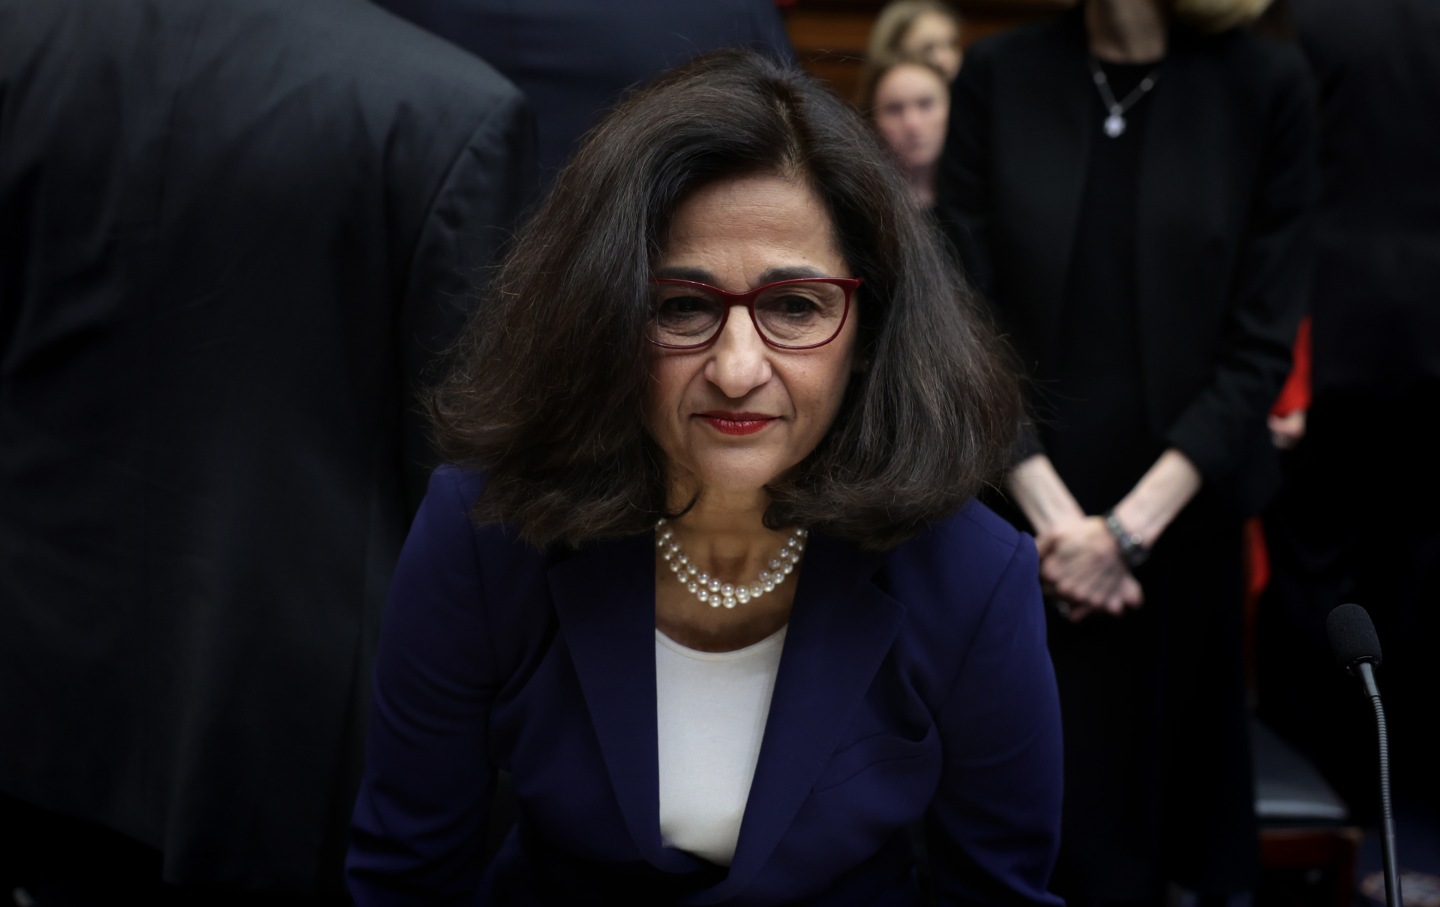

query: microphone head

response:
[1327,603,1383,670]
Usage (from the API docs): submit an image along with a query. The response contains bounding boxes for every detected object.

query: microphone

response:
[1327,603,1402,906]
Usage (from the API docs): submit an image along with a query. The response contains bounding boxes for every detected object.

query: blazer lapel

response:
[548,533,705,872]
[689,533,905,903]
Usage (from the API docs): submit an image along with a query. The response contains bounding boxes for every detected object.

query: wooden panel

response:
[782,0,1073,102]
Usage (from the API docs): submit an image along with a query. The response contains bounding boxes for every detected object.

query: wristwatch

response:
[1104,509,1150,568]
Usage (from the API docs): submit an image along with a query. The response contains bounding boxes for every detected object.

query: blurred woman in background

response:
[858,53,951,211]
[866,0,964,81]
[937,0,1317,904]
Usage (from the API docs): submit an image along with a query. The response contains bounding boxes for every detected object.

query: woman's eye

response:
[657,295,711,318]
[764,294,820,318]
[654,294,723,337]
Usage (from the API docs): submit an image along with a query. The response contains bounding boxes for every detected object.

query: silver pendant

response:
[1104,112,1126,138]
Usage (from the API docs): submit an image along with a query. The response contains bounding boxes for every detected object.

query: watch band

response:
[1104,509,1150,568]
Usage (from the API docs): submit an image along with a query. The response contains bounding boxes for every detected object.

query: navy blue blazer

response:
[347,466,1064,906]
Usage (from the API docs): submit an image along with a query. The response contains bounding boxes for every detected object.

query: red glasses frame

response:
[646,276,862,351]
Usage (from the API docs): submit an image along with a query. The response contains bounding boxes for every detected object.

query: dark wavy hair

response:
[429,47,1022,551]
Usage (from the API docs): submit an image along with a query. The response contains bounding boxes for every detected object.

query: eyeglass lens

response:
[650,280,848,348]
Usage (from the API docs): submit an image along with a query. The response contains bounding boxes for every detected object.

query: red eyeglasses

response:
[647,277,861,351]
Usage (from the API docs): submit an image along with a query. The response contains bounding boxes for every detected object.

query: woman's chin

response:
[668,462,799,506]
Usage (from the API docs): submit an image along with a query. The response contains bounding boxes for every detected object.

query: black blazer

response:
[937,7,1318,516]
[0,0,535,892]
[1291,0,1440,399]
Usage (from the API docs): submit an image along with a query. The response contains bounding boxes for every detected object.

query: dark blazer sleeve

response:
[348,466,500,903]
[399,96,539,512]
[920,523,1064,906]
[1161,42,1319,487]
[935,44,995,302]
[936,41,1045,465]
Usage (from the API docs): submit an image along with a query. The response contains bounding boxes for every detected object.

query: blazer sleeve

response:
[398,94,539,513]
[924,535,1065,907]
[936,45,1044,464]
[935,42,996,302]
[1161,45,1318,485]
[347,467,500,904]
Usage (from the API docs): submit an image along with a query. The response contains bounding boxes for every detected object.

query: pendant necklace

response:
[1087,56,1160,139]
[656,518,807,609]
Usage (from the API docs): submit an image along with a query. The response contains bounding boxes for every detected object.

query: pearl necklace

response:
[656,519,808,609]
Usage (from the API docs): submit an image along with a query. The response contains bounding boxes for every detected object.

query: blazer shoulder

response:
[963,9,1076,69]
[882,500,1041,625]
[1193,23,1313,93]
[927,497,1036,566]
[420,466,535,558]
[223,0,526,113]
[416,465,548,568]
[872,501,1046,703]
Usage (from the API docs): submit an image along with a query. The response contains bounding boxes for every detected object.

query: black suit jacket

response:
[938,7,1318,516]
[0,0,535,892]
[373,0,796,191]
[1291,0,1440,399]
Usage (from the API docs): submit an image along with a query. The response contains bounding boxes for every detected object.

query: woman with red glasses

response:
[347,48,1063,907]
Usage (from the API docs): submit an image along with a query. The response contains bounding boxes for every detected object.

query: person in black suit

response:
[371,0,797,193]
[936,0,1318,905]
[0,0,536,902]
[1255,0,1440,839]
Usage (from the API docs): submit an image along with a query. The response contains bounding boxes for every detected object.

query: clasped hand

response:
[1035,515,1143,622]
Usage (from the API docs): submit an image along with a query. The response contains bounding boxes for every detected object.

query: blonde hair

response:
[1170,0,1275,33]
[865,0,962,61]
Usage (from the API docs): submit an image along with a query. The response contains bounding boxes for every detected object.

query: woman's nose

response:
[705,305,773,398]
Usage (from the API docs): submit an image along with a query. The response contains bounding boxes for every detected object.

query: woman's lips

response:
[698,412,776,436]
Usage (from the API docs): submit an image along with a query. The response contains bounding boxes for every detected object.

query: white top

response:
[655,625,787,866]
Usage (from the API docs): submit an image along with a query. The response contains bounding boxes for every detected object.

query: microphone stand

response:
[1358,661,1403,907]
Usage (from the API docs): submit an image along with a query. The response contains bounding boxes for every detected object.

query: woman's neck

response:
[1085,0,1168,63]
[907,165,937,210]
[655,500,800,652]
[663,495,791,585]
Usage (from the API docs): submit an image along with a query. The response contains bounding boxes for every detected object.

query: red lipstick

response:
[698,412,776,436]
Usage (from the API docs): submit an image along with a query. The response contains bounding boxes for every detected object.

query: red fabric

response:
[1247,315,1311,619]
[1269,315,1312,416]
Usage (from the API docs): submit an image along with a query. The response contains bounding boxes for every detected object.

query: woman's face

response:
[647,172,860,505]
[873,63,949,174]
[900,10,962,81]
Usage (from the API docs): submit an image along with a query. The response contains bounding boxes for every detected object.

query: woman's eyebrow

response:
[651,265,833,285]
[652,265,715,283]
[756,265,831,283]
